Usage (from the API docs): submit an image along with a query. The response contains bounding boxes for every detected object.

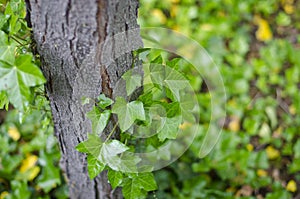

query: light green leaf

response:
[112,97,146,131]
[108,169,123,189]
[0,91,9,110]
[122,70,142,96]
[99,140,129,162]
[164,66,189,100]
[0,30,16,65]
[87,154,105,179]
[157,115,182,142]
[97,94,113,109]
[87,107,111,135]
[0,54,46,110]
[75,134,103,156]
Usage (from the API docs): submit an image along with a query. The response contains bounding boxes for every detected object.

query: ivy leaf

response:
[117,153,141,173]
[75,134,103,156]
[87,154,105,179]
[122,173,157,199]
[0,54,46,111]
[157,115,182,142]
[164,66,189,100]
[87,107,111,135]
[122,70,142,96]
[135,172,157,191]
[97,94,113,109]
[99,140,129,162]
[0,31,16,65]
[108,169,123,189]
[122,178,143,199]
[112,97,146,131]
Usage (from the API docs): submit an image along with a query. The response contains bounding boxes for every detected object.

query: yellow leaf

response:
[286,180,297,192]
[266,146,280,160]
[170,5,178,18]
[257,169,268,177]
[246,144,254,152]
[228,116,240,132]
[200,23,213,32]
[20,154,38,173]
[289,105,296,115]
[0,192,9,199]
[281,0,295,14]
[28,166,40,181]
[8,126,20,141]
[254,16,273,41]
[151,9,167,24]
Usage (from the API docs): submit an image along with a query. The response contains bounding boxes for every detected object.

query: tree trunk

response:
[27,0,142,198]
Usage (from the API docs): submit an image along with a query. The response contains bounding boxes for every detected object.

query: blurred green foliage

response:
[139,0,300,198]
[1,0,300,198]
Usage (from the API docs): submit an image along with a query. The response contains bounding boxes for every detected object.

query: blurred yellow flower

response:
[228,116,240,132]
[8,126,20,141]
[254,15,273,41]
[266,146,280,160]
[28,166,41,181]
[20,154,38,173]
[151,9,167,24]
[286,180,297,192]
[257,169,268,177]
[281,0,294,14]
[0,192,9,199]
[246,144,254,152]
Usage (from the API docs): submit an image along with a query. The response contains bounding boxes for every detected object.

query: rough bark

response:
[27,0,142,198]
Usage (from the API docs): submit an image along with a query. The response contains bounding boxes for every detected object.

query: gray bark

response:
[27,0,142,198]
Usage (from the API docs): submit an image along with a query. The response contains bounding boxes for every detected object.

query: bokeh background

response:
[1,0,300,198]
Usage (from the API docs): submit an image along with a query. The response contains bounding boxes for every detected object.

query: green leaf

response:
[157,115,182,141]
[0,91,9,110]
[122,70,142,96]
[75,134,103,156]
[87,154,105,179]
[37,151,61,193]
[122,173,157,199]
[11,180,31,199]
[0,54,46,110]
[81,97,90,105]
[108,169,123,189]
[87,107,111,135]
[0,30,16,65]
[135,172,157,191]
[164,66,189,100]
[122,178,143,199]
[112,97,146,131]
[99,140,129,163]
[97,94,113,109]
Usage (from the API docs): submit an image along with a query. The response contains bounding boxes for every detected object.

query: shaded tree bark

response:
[27,0,142,198]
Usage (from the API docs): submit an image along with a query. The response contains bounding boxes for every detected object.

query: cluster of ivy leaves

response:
[76,49,199,199]
[139,0,300,198]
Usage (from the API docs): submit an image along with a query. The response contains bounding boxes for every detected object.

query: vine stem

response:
[105,122,119,142]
